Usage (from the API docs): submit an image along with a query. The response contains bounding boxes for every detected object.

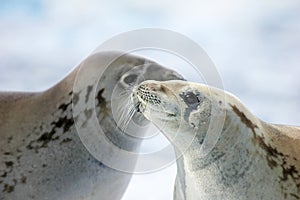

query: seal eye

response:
[124,74,138,84]
[184,92,199,105]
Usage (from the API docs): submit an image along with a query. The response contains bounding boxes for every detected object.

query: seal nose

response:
[138,81,167,93]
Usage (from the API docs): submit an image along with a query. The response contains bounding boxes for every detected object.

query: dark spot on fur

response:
[7,136,13,144]
[254,135,284,168]
[2,179,16,193]
[1,172,7,178]
[251,133,300,194]
[16,155,22,162]
[3,184,14,193]
[85,85,93,103]
[231,104,300,194]
[62,118,74,132]
[37,130,59,147]
[42,164,47,168]
[5,161,13,168]
[73,93,80,105]
[291,193,300,199]
[96,88,105,106]
[27,116,74,152]
[58,101,72,112]
[51,116,74,132]
[60,138,72,145]
[84,109,93,120]
[21,176,27,184]
[280,164,299,182]
[3,152,11,155]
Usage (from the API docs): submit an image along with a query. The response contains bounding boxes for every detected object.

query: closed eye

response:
[123,74,138,85]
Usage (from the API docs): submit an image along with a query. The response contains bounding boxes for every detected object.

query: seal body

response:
[0,52,183,200]
[132,80,300,200]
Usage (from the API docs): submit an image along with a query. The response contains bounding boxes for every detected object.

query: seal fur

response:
[0,52,184,200]
[132,80,300,200]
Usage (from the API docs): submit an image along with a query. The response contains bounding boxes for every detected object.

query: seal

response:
[0,51,184,200]
[132,80,300,200]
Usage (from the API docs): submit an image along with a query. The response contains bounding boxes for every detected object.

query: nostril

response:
[161,85,167,93]
[150,86,158,91]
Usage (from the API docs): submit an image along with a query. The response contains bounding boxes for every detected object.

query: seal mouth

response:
[132,85,177,120]
[135,84,162,105]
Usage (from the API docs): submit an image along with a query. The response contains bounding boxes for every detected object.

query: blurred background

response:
[0,0,299,199]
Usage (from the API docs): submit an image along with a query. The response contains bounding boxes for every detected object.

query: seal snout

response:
[138,81,169,94]
[134,81,166,105]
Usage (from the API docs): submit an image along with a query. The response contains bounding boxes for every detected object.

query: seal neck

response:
[174,102,281,198]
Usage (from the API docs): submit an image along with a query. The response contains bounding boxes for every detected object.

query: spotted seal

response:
[0,52,184,200]
[132,80,300,200]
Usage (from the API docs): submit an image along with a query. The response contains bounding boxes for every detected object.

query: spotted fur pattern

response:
[133,80,300,200]
[0,52,184,200]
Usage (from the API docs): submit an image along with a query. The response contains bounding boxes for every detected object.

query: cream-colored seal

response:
[0,52,183,200]
[132,80,300,200]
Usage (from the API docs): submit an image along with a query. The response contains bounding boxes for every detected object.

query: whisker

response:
[113,83,140,132]
[121,108,135,132]
[116,97,137,132]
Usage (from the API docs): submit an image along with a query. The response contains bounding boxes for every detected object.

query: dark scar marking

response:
[254,135,300,191]
[230,104,258,138]
[85,85,93,103]
[254,134,284,169]
[230,104,300,196]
